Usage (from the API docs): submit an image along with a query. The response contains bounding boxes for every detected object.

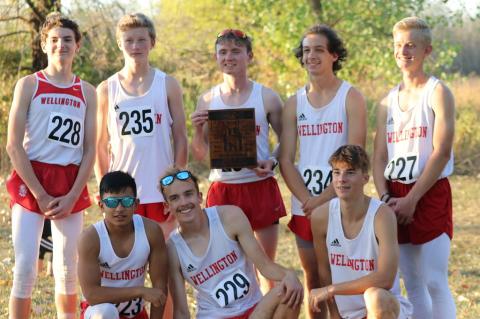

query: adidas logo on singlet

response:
[298,113,307,121]
[100,262,111,269]
[387,117,395,125]
[114,104,120,111]
[330,238,341,247]
[186,264,197,272]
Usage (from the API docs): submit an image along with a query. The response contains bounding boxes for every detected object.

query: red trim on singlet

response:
[33,71,86,104]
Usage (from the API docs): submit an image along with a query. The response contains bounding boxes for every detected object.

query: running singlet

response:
[291,81,350,216]
[92,214,150,319]
[107,69,173,203]
[327,198,411,319]
[170,207,262,318]
[208,82,272,184]
[384,76,453,184]
[24,71,87,165]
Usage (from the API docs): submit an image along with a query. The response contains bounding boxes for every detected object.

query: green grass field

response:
[0,175,478,318]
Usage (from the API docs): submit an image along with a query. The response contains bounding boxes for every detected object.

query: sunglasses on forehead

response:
[160,170,192,187]
[101,196,136,209]
[217,29,247,39]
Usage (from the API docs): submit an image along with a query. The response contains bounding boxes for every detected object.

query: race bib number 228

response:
[47,112,83,148]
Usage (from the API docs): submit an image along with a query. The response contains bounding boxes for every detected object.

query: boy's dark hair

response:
[215,29,253,54]
[99,171,137,198]
[329,145,370,173]
[41,12,82,44]
[294,24,347,73]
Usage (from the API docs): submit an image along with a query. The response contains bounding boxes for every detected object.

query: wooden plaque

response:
[208,108,257,169]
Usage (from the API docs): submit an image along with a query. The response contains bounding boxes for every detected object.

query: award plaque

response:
[208,108,257,169]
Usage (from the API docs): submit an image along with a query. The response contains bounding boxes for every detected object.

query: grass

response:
[0,174,478,318]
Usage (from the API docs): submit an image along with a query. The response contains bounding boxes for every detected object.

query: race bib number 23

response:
[115,297,143,318]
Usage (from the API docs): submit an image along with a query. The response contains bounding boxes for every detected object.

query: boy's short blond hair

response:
[116,13,156,43]
[393,16,432,45]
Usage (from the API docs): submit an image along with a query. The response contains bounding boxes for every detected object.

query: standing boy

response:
[190,29,285,290]
[95,13,187,235]
[373,17,456,319]
[279,24,367,319]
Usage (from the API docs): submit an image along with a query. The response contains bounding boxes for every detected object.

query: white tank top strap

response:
[425,76,439,109]
[333,81,352,112]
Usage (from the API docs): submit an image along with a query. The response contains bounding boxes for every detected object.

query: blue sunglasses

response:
[160,171,192,187]
[101,196,136,209]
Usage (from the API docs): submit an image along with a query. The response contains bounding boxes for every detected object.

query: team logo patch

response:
[18,184,27,198]
[330,238,341,247]
[298,113,307,121]
[100,262,111,269]
[186,264,196,272]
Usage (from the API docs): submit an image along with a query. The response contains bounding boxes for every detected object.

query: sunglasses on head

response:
[160,170,192,187]
[101,196,136,209]
[217,29,247,39]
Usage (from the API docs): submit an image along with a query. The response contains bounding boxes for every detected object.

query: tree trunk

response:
[27,0,62,71]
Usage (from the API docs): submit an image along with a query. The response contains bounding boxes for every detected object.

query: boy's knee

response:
[84,303,119,319]
[364,287,399,318]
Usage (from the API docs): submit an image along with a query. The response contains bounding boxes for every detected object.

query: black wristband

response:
[380,192,391,203]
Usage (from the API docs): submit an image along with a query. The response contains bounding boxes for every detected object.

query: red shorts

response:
[388,178,453,245]
[80,300,148,319]
[206,177,286,230]
[288,215,313,242]
[227,303,257,319]
[6,161,91,215]
[136,202,169,223]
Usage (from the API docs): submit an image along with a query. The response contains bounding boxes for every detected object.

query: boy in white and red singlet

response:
[78,171,168,319]
[279,24,366,319]
[310,145,412,319]
[190,29,285,291]
[160,168,303,319]
[373,17,456,319]
[5,13,96,319]
[95,13,187,237]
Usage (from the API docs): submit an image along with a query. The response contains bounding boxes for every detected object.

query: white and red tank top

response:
[327,198,411,319]
[24,71,87,165]
[291,81,351,216]
[208,82,272,184]
[169,207,262,318]
[107,69,173,203]
[93,214,150,318]
[384,76,454,184]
